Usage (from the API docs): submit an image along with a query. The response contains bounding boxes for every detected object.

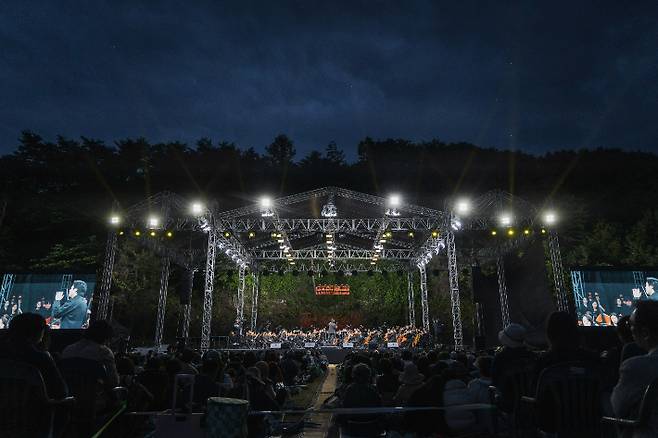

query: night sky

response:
[1,1,657,159]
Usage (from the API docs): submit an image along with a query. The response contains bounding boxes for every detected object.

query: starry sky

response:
[1,0,657,159]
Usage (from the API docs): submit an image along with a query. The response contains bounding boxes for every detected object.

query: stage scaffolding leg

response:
[236,266,246,335]
[407,270,416,327]
[548,230,568,311]
[418,265,429,333]
[201,227,217,352]
[98,231,117,320]
[446,228,464,351]
[181,303,191,340]
[496,255,510,328]
[154,256,170,348]
[250,272,259,332]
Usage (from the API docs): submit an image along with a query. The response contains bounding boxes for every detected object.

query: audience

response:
[62,320,120,387]
[394,362,424,405]
[611,300,658,437]
[0,312,67,399]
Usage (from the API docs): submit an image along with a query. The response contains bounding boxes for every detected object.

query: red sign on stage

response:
[315,284,350,295]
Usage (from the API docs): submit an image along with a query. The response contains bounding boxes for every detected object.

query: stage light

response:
[260,196,272,209]
[118,231,124,236]
[149,231,156,237]
[166,231,173,238]
[385,231,392,238]
[523,229,530,235]
[224,231,231,238]
[248,231,256,238]
[507,229,515,236]
[379,238,387,244]
[543,211,557,226]
[147,216,159,229]
[134,230,141,237]
[431,230,439,238]
[271,232,278,238]
[455,199,471,215]
[370,261,376,265]
[499,214,513,227]
[190,202,205,216]
[109,215,121,226]
[408,231,414,238]
[541,228,547,234]
[277,238,284,243]
[289,261,296,265]
[491,230,497,236]
[388,194,401,207]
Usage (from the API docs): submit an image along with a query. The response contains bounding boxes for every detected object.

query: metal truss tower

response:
[548,230,568,311]
[407,270,416,327]
[97,231,118,320]
[496,255,510,328]
[201,220,217,352]
[181,303,191,340]
[154,256,170,348]
[446,227,464,350]
[236,265,246,334]
[250,272,259,331]
[418,264,429,333]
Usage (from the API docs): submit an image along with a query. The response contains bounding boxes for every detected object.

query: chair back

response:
[58,357,108,431]
[636,376,658,427]
[0,359,53,438]
[499,358,535,412]
[534,362,601,436]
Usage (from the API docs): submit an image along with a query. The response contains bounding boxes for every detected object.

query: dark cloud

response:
[1,0,656,159]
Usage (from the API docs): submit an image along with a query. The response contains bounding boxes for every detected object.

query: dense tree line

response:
[0,131,657,342]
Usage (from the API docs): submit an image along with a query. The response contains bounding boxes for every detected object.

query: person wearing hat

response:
[394,362,425,405]
[491,323,535,389]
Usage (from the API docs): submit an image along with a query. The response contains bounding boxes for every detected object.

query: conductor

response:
[53,280,89,329]
[327,319,337,343]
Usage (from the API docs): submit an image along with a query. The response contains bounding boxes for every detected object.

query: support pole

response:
[181,304,191,340]
[97,231,117,320]
[236,265,246,335]
[496,255,510,328]
[548,230,568,311]
[446,227,464,350]
[418,264,429,333]
[407,270,416,327]
[250,272,259,332]
[154,256,171,348]
[201,223,217,352]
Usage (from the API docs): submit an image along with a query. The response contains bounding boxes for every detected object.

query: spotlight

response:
[507,229,515,236]
[499,214,513,227]
[149,231,156,237]
[543,211,557,226]
[190,202,205,216]
[379,238,387,243]
[166,231,173,238]
[271,232,278,238]
[455,199,471,215]
[289,261,296,265]
[431,230,440,238]
[248,231,256,238]
[118,231,124,236]
[541,228,547,234]
[134,230,141,237]
[491,230,497,236]
[147,216,160,229]
[260,196,273,209]
[388,194,401,207]
[224,231,231,238]
[109,215,121,226]
[408,231,415,238]
[523,229,530,235]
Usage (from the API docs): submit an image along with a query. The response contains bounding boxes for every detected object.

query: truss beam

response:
[407,271,416,327]
[154,256,170,348]
[446,226,464,350]
[219,217,442,233]
[418,265,429,332]
[254,248,414,259]
[201,221,217,352]
[496,255,510,328]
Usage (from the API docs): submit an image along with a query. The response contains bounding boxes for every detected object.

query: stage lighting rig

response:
[498,214,513,227]
[259,196,274,217]
[455,199,471,216]
[386,194,401,216]
[542,211,557,226]
[147,216,160,229]
[190,202,205,216]
[109,215,121,226]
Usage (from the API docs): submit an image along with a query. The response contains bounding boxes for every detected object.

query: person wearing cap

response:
[491,323,536,390]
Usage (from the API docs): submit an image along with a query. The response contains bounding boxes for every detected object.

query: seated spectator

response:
[62,320,119,387]
[491,323,536,389]
[338,363,383,436]
[602,315,646,391]
[443,366,476,433]
[137,357,169,410]
[468,355,494,434]
[178,349,198,375]
[245,366,279,438]
[394,362,424,405]
[405,375,449,436]
[0,312,67,399]
[535,312,598,381]
[375,358,399,405]
[116,356,153,411]
[280,351,299,386]
[611,301,658,436]
[618,315,647,364]
[193,357,221,405]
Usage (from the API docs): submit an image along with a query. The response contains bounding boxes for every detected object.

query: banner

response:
[315,284,350,295]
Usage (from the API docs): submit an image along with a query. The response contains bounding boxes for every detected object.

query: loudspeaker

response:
[178,269,195,305]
